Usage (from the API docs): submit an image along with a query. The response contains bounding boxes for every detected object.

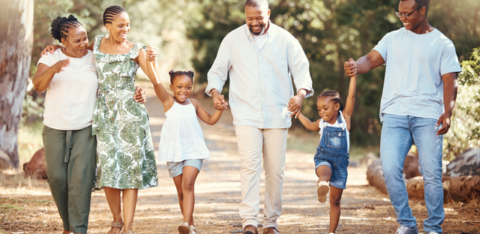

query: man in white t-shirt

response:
[344,0,461,233]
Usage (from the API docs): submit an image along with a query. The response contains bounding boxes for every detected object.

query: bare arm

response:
[191,99,225,125]
[135,47,174,111]
[342,59,358,131]
[32,59,70,92]
[344,50,385,77]
[297,113,321,131]
[436,72,458,135]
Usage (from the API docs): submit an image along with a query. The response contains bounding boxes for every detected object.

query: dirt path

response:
[1,84,479,233]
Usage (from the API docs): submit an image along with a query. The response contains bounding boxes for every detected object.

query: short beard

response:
[248,24,264,36]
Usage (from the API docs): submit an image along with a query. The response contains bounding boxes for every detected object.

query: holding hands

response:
[146,46,157,62]
[214,95,229,111]
[344,58,357,78]
[288,89,307,119]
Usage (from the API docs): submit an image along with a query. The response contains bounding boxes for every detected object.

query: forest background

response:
[23,0,480,163]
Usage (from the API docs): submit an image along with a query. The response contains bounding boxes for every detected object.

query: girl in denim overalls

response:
[297,60,357,234]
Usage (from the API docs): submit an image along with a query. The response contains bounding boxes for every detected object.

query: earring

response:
[106,30,110,38]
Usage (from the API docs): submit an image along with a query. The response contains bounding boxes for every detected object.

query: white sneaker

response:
[178,222,190,234]
[396,225,418,234]
[189,225,197,234]
[317,181,329,203]
[428,232,440,234]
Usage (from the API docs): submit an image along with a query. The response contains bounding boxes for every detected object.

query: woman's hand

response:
[133,86,147,104]
[52,58,70,73]
[41,45,63,56]
[146,46,157,62]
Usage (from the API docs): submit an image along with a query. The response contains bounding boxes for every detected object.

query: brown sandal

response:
[121,231,134,234]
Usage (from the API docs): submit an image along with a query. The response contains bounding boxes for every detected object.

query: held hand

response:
[344,58,357,77]
[436,113,452,135]
[214,95,229,110]
[52,58,70,73]
[146,46,157,62]
[41,45,62,56]
[133,86,147,103]
[287,95,303,119]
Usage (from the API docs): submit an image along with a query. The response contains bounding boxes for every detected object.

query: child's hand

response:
[41,45,62,56]
[146,46,157,62]
[344,58,357,77]
[214,95,229,110]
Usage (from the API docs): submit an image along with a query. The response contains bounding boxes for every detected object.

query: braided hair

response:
[103,5,126,25]
[318,90,344,114]
[169,70,194,84]
[50,15,82,42]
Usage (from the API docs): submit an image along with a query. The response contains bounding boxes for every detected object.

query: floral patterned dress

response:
[92,35,158,190]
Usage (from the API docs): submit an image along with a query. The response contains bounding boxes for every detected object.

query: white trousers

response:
[235,126,288,229]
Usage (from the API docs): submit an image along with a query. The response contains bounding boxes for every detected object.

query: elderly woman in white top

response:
[32,15,145,234]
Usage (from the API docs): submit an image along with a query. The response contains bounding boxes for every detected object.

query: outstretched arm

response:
[136,47,174,111]
[191,99,226,125]
[342,59,357,131]
[344,50,385,77]
[297,113,321,131]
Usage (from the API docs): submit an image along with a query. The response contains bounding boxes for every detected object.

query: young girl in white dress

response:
[154,70,228,234]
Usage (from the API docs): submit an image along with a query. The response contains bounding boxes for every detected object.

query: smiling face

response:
[245,5,270,35]
[105,12,130,42]
[317,96,340,124]
[170,74,193,103]
[398,0,427,31]
[61,25,88,58]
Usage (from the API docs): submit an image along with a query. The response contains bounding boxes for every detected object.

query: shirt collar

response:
[245,20,274,39]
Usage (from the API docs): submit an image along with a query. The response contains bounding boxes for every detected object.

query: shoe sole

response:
[317,184,329,203]
[178,226,190,234]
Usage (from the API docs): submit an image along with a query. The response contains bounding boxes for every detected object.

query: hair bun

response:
[188,71,195,78]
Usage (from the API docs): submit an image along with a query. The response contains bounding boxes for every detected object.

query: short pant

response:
[314,150,349,190]
[167,159,203,178]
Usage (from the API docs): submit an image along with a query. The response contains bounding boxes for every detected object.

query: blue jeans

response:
[380,114,444,233]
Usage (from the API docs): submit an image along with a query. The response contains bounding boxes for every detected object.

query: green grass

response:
[0,196,51,215]
[17,120,44,164]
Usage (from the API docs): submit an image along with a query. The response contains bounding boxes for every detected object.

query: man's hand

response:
[344,58,357,77]
[133,86,147,103]
[436,112,452,135]
[288,89,307,119]
[214,94,229,110]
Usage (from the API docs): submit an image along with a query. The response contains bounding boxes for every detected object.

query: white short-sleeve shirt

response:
[373,28,462,122]
[37,49,98,130]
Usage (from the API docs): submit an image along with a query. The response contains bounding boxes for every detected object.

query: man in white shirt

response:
[344,0,461,233]
[206,1,313,233]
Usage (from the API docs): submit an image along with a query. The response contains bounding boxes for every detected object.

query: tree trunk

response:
[0,0,34,169]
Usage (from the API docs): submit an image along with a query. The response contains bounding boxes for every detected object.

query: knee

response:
[182,180,195,192]
[330,195,342,207]
[47,171,66,186]
[381,163,403,180]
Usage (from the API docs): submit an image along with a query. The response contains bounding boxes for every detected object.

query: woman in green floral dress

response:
[90,5,161,234]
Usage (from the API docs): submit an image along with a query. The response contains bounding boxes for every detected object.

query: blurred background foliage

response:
[25,0,479,158]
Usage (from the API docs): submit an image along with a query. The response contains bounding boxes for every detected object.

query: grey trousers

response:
[42,125,96,233]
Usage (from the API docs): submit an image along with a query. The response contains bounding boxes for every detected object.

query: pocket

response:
[325,130,346,149]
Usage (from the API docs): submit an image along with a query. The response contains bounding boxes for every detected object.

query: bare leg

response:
[122,189,138,231]
[316,165,332,182]
[173,174,185,215]
[328,186,344,233]
[182,166,200,226]
[62,230,70,234]
[104,187,123,234]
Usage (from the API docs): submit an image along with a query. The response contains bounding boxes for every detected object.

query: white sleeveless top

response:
[319,111,350,151]
[158,100,210,162]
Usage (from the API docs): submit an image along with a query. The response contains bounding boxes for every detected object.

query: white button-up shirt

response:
[206,23,313,129]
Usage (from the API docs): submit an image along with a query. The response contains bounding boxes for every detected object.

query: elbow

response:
[32,82,46,93]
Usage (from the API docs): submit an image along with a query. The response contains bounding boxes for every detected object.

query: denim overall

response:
[313,112,350,190]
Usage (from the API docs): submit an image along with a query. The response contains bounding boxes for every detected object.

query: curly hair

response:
[168,70,194,84]
[50,15,82,42]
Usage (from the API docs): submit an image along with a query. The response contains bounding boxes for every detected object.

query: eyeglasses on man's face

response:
[395,6,423,19]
